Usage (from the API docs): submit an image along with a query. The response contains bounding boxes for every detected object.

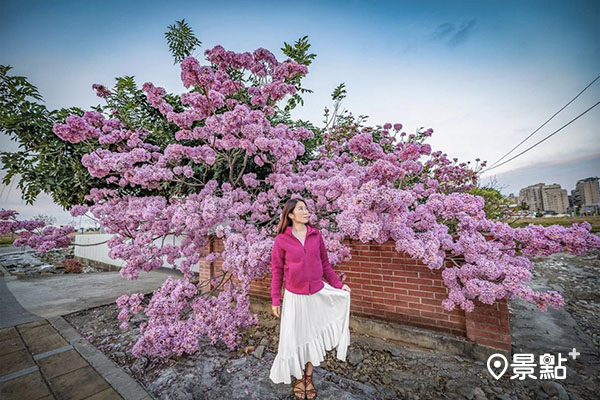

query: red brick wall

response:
[198,235,511,353]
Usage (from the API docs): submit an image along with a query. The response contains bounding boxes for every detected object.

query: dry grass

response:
[508,215,600,232]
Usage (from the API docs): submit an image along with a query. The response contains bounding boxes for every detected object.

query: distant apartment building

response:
[506,193,518,204]
[541,184,569,214]
[518,183,545,212]
[572,177,599,206]
[519,183,569,214]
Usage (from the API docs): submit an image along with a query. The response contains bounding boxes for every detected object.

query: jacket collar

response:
[285,224,316,238]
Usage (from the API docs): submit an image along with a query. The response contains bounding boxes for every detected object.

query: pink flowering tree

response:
[2,25,599,359]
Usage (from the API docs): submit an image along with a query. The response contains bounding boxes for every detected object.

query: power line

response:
[481,99,600,173]
[486,74,600,170]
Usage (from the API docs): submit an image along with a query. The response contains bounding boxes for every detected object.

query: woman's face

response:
[289,201,309,224]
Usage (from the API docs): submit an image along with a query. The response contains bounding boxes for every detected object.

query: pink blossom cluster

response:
[53,113,102,144]
[55,46,312,191]
[116,293,145,330]
[92,83,112,98]
[1,209,74,253]
[127,278,256,357]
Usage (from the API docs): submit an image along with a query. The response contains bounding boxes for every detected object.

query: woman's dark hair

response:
[275,197,311,235]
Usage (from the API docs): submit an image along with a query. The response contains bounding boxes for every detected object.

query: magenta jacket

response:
[270,224,344,306]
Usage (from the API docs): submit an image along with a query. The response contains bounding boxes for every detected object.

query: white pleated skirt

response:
[269,281,351,384]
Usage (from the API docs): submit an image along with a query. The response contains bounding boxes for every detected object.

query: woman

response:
[269,197,352,399]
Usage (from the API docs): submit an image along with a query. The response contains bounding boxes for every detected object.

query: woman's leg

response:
[304,361,317,399]
[305,361,313,375]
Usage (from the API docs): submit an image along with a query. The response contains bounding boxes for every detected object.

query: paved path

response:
[0,269,43,328]
[0,318,153,400]
[0,250,179,400]
[1,259,178,323]
[0,245,29,255]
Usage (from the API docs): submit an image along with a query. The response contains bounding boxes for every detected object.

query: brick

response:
[351,289,373,297]
[407,289,435,299]
[358,261,384,269]
[371,292,395,300]
[448,315,466,324]
[360,272,384,280]
[435,319,467,332]
[394,282,420,291]
[426,286,449,294]
[362,284,383,292]
[412,303,440,313]
[394,300,409,308]
[386,287,408,295]
[421,311,448,321]
[421,298,442,306]
[391,257,418,265]
[406,278,434,286]
[394,306,421,316]
[418,271,441,279]
[395,294,421,303]
[350,299,373,309]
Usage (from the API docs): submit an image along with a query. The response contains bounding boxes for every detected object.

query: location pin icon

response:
[487,353,508,380]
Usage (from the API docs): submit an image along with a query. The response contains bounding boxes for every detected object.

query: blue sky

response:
[1,0,599,226]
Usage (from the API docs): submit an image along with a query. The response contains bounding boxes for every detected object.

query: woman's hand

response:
[272,305,281,318]
[341,284,351,292]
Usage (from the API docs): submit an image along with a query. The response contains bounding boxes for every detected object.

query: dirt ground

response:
[63,250,600,399]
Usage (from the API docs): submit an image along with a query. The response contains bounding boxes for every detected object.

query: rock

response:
[130,313,146,323]
[263,319,279,328]
[39,264,55,272]
[471,387,487,400]
[259,337,269,346]
[483,386,495,395]
[252,345,265,359]
[374,384,396,398]
[131,356,148,375]
[231,357,247,367]
[540,381,569,400]
[381,374,392,385]
[534,389,549,399]
[112,351,127,364]
[347,348,364,366]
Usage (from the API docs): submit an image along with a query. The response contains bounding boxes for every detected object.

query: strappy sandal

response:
[305,370,317,399]
[292,371,306,399]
